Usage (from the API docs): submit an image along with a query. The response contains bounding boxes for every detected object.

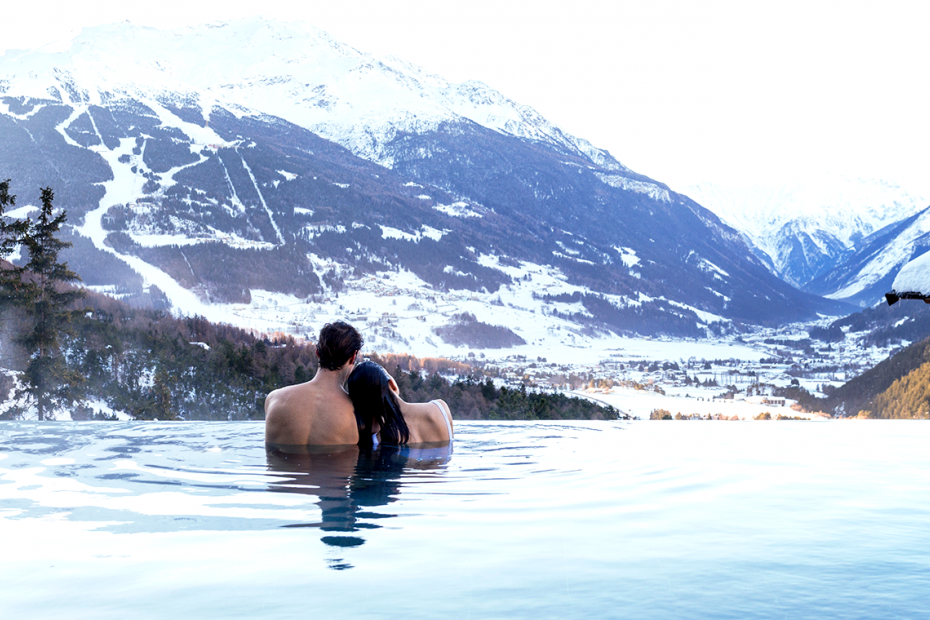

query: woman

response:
[346,361,454,447]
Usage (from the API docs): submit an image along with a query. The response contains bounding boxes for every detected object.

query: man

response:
[265,321,363,447]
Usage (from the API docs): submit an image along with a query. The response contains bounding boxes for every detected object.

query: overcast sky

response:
[4,0,930,193]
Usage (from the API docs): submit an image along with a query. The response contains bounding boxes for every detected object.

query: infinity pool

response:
[1,421,929,618]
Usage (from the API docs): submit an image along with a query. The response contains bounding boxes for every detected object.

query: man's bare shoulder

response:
[265,382,308,422]
[266,381,311,408]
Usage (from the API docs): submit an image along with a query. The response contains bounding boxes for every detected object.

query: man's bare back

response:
[265,322,363,449]
[265,376,358,447]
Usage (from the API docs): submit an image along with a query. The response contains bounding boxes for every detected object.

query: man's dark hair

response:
[316,321,363,371]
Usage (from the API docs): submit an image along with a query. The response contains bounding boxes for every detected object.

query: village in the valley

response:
[219,262,899,421]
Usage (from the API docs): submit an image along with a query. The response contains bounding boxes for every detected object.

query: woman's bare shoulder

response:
[403,400,452,442]
[428,399,452,425]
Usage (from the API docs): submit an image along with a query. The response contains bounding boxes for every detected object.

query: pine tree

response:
[150,365,177,420]
[19,188,86,420]
[0,179,30,310]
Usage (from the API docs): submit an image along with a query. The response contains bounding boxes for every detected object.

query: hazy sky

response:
[4,1,929,193]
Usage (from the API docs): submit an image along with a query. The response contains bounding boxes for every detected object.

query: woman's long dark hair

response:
[347,362,410,447]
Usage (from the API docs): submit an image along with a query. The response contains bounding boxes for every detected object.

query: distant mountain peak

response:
[683,175,930,290]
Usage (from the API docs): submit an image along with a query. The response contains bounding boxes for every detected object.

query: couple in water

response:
[265,321,453,450]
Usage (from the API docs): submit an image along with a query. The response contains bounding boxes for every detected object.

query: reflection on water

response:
[0,423,453,548]
[3,421,930,619]
[266,443,452,565]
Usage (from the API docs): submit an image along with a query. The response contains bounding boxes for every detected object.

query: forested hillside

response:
[786,294,930,418]
[0,290,312,420]
[815,299,930,347]
[870,361,930,418]
[826,336,930,417]
[0,290,617,421]
[790,335,930,418]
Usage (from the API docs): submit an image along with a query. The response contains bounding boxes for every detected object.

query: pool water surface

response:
[1,420,929,619]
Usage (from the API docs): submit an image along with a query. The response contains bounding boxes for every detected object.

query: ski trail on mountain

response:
[55,104,107,150]
[17,121,63,178]
[0,99,45,120]
[238,150,284,245]
[73,137,237,324]
[159,152,209,190]
[138,97,228,146]
[216,151,245,212]
[85,108,106,146]
[54,106,85,149]
[180,250,197,280]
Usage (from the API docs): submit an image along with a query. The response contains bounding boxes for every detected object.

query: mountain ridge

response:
[0,18,846,352]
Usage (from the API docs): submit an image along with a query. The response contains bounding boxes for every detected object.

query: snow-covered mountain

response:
[2,19,616,172]
[0,18,843,351]
[807,205,930,306]
[682,176,930,290]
